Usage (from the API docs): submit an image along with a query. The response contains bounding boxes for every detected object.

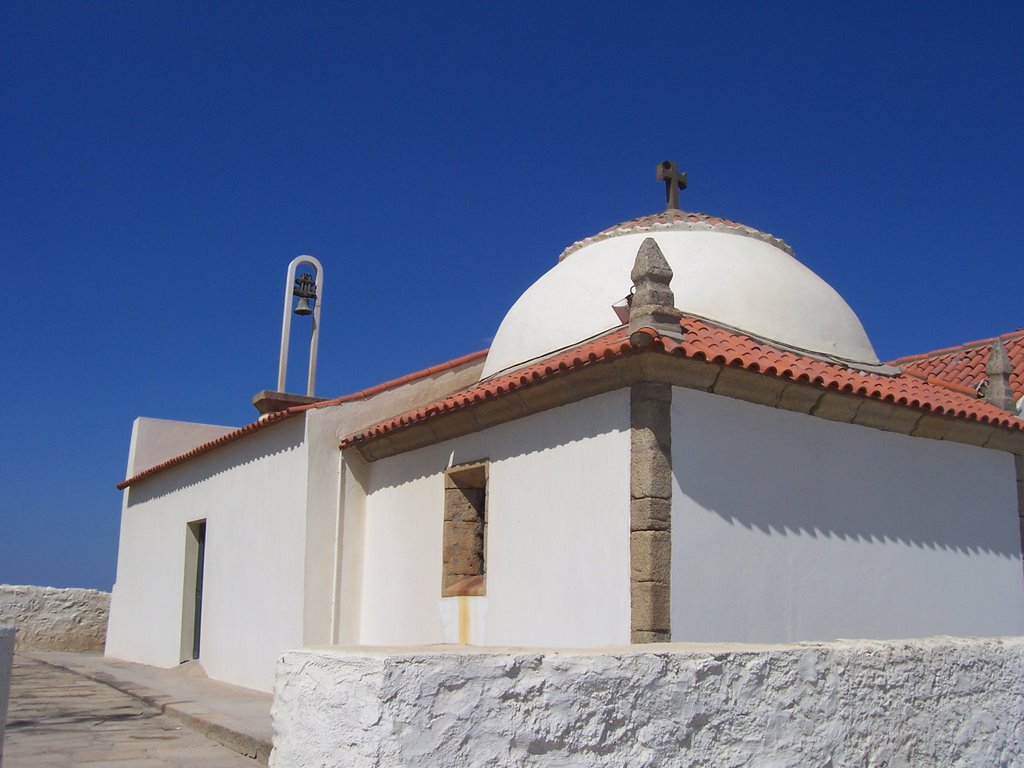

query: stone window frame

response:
[442,460,489,597]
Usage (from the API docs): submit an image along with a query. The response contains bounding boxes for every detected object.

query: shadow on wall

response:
[125,417,305,506]
[672,389,1021,559]
[363,391,629,492]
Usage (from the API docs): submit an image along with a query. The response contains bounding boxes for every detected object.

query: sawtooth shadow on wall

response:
[362,393,629,493]
[672,389,1021,559]
[124,417,305,506]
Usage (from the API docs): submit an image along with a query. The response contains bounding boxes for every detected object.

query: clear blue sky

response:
[2,2,1021,590]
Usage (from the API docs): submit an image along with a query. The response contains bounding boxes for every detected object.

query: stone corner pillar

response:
[984,340,1017,412]
[630,382,672,643]
[628,237,683,339]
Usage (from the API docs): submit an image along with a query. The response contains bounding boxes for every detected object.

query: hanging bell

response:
[293,297,313,316]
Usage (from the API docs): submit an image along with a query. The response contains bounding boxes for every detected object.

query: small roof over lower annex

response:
[889,329,1024,414]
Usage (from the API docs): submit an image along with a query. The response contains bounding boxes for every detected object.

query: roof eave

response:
[116,348,488,490]
[343,325,1024,463]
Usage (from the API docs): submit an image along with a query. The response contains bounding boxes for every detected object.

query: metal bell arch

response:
[277,255,323,396]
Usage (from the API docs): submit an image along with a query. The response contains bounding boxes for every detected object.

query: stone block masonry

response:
[269,637,1024,767]
[630,382,672,642]
[0,585,110,652]
[443,462,487,597]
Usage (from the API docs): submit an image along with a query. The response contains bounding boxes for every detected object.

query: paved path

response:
[4,655,260,767]
[27,651,273,760]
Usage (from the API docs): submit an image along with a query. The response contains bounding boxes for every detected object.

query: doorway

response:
[181,520,207,662]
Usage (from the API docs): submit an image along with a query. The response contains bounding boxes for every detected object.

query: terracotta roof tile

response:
[342,319,1023,449]
[559,209,794,261]
[115,409,298,490]
[888,330,1024,399]
[117,349,488,489]
[120,323,1024,488]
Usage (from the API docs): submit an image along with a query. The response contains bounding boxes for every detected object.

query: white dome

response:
[482,211,879,378]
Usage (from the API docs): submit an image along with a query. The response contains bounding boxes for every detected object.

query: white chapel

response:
[106,163,1024,693]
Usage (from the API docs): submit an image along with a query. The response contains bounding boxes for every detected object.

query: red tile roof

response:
[116,408,299,490]
[888,330,1024,400]
[119,322,1023,487]
[117,349,488,489]
[560,208,794,260]
[341,318,1023,449]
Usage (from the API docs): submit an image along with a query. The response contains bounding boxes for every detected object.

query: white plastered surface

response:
[484,230,878,377]
[269,637,1024,767]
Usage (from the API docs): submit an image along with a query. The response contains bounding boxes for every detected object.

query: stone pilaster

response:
[628,238,683,340]
[630,382,672,642]
[984,341,1017,412]
[627,236,678,643]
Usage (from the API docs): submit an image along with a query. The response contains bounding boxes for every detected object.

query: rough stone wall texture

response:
[270,637,1024,768]
[0,585,109,652]
[0,625,14,765]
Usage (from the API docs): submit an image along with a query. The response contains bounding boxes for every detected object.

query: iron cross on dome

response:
[656,160,687,210]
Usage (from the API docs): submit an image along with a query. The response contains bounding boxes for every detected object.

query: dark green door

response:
[192,521,206,660]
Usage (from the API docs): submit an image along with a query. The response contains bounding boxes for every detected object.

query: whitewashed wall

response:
[106,416,309,692]
[0,585,109,651]
[127,416,234,476]
[357,390,632,647]
[671,387,1024,642]
[269,637,1024,768]
[0,624,13,766]
[299,408,345,650]
[106,357,485,691]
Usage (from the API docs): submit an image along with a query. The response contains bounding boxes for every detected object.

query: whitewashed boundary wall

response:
[269,637,1024,768]
[0,625,13,766]
[0,585,110,652]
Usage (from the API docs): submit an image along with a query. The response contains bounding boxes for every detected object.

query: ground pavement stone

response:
[4,655,256,767]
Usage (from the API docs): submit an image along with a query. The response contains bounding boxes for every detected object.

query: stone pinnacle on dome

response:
[656,160,687,210]
[984,340,1017,412]
[628,237,684,343]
